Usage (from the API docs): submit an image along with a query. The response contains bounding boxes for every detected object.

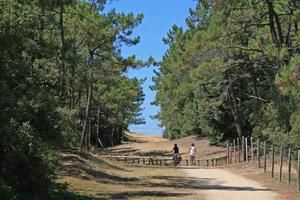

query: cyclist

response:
[171,144,181,166]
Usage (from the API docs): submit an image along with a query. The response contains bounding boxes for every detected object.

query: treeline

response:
[1,0,147,199]
[153,0,300,148]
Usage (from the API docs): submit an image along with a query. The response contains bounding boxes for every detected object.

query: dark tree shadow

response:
[51,183,102,200]
[60,162,138,183]
[127,138,147,143]
[59,159,137,183]
[53,190,102,200]
[98,191,191,200]
[107,147,139,155]
[60,149,131,172]
[135,150,170,157]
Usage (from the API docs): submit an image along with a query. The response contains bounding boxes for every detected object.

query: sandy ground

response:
[108,132,226,159]
[183,168,279,200]
[106,132,295,199]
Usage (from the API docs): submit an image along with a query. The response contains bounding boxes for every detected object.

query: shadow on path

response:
[98,191,190,200]
[107,147,139,155]
[135,150,171,157]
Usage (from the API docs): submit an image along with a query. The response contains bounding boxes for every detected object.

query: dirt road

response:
[182,168,278,200]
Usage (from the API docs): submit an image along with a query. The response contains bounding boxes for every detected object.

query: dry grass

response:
[56,149,204,200]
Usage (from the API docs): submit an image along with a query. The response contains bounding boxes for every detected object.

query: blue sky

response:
[105,0,196,136]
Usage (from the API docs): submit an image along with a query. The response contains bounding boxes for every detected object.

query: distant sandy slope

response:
[108,131,226,159]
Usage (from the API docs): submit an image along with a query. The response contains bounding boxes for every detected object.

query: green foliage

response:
[0,179,16,200]
[153,0,300,147]
[276,55,300,97]
[290,110,300,148]
[0,0,146,199]
[121,135,129,142]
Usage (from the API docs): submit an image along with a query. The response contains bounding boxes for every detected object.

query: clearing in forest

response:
[57,133,300,200]
[107,131,226,159]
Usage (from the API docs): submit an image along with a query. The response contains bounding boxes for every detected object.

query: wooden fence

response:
[226,137,300,191]
[102,155,228,167]
[103,137,300,191]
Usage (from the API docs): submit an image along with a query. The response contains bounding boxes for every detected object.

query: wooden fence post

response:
[237,138,240,163]
[272,145,275,178]
[279,145,283,182]
[288,148,291,187]
[251,137,254,163]
[227,142,230,164]
[245,137,248,162]
[257,139,261,168]
[233,139,236,163]
[264,141,267,173]
[297,150,300,191]
[242,136,245,161]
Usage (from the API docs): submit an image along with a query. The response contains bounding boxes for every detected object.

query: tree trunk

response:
[266,0,279,48]
[294,0,298,32]
[118,126,123,144]
[96,107,104,147]
[59,3,66,100]
[87,117,91,151]
[70,33,77,109]
[39,3,45,43]
[228,86,245,138]
[106,127,111,147]
[111,127,114,147]
[0,143,3,177]
[80,82,92,149]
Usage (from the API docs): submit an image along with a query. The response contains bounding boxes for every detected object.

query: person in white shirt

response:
[189,143,196,166]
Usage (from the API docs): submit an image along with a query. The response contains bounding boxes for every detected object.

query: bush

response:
[1,122,57,200]
[0,179,16,200]
[121,135,129,142]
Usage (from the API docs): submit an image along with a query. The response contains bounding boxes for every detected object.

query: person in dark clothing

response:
[172,144,179,154]
[171,144,181,166]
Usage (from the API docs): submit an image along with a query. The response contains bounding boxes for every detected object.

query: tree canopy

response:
[153,0,300,147]
[0,0,149,199]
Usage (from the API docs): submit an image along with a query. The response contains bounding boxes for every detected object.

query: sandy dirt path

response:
[182,168,279,200]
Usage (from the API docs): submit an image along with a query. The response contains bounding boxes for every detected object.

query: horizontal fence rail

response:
[102,155,228,167]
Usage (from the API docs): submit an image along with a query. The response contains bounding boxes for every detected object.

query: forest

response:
[2,0,300,199]
[153,0,300,147]
[0,0,150,199]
